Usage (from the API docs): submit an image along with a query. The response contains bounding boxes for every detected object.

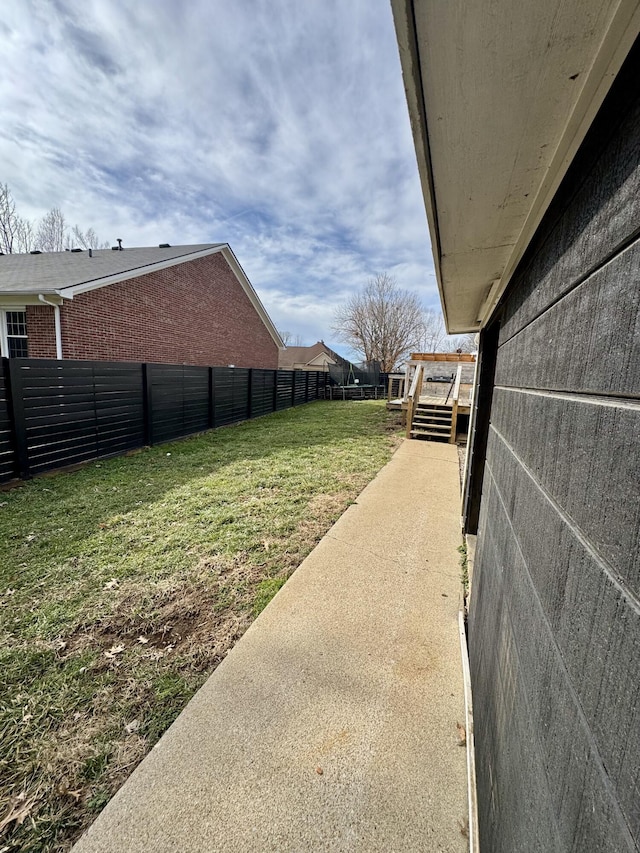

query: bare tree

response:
[68,224,110,250]
[449,332,478,353]
[0,183,17,253]
[332,273,425,372]
[419,310,478,354]
[278,331,304,347]
[0,183,21,253]
[421,308,448,352]
[36,207,67,252]
[0,184,38,254]
[15,218,35,253]
[0,183,110,254]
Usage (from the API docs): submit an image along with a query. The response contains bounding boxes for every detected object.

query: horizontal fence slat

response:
[19,373,142,390]
[1,358,329,482]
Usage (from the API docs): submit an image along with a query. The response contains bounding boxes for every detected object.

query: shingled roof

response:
[0,244,224,295]
[0,243,284,349]
[278,341,348,369]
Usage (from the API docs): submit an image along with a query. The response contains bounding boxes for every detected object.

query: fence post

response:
[305,371,309,403]
[291,371,296,408]
[247,368,253,419]
[5,358,30,479]
[208,366,214,429]
[142,363,154,446]
[272,369,278,413]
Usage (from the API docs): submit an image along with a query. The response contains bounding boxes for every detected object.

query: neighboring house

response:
[278,341,348,372]
[393,4,639,853]
[0,243,283,368]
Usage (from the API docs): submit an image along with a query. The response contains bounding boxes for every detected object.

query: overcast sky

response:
[1,0,438,353]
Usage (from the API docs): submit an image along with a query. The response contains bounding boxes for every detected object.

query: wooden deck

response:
[388,392,471,443]
[389,359,476,443]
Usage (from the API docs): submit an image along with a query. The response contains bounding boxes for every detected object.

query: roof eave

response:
[60,245,226,298]
[0,292,65,305]
[391,0,640,334]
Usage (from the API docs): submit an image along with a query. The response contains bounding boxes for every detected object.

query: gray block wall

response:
[469,40,640,852]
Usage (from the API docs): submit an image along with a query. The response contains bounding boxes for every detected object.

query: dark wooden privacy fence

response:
[0,358,326,484]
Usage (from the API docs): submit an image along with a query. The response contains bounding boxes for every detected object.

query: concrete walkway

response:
[73,440,468,853]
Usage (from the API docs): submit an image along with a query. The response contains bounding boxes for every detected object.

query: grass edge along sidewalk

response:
[0,400,402,853]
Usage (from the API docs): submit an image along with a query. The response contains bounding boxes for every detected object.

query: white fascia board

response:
[220,245,285,349]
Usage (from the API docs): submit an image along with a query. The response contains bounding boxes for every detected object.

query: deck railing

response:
[405,363,424,438]
[450,364,463,443]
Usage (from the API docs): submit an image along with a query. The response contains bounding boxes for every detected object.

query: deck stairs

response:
[410,402,453,441]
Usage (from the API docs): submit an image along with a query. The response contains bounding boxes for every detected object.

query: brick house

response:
[0,243,283,368]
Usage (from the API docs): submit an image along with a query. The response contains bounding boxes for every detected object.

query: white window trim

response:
[0,306,28,358]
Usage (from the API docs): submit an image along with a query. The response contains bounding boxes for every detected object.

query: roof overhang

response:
[0,293,63,306]
[391,0,640,332]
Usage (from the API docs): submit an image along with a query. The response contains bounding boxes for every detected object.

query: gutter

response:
[38,294,63,359]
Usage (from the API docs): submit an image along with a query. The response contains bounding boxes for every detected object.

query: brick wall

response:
[25,305,57,358]
[26,251,278,368]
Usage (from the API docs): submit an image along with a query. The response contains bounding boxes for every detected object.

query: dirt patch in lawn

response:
[65,575,252,672]
[383,411,404,432]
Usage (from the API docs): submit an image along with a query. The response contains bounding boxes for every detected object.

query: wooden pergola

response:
[410,352,476,362]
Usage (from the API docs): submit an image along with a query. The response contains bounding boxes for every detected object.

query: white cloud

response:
[0,0,441,344]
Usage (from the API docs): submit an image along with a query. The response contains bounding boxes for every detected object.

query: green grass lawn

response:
[0,400,401,852]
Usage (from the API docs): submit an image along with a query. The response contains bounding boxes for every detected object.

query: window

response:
[4,310,28,358]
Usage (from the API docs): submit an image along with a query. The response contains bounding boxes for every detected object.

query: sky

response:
[0,0,439,356]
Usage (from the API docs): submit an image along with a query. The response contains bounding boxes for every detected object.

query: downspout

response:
[38,295,63,359]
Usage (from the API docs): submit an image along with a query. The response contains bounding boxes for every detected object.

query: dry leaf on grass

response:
[57,783,82,803]
[104,644,126,659]
[0,793,37,834]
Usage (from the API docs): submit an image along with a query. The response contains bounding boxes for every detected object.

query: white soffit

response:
[392,0,640,333]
